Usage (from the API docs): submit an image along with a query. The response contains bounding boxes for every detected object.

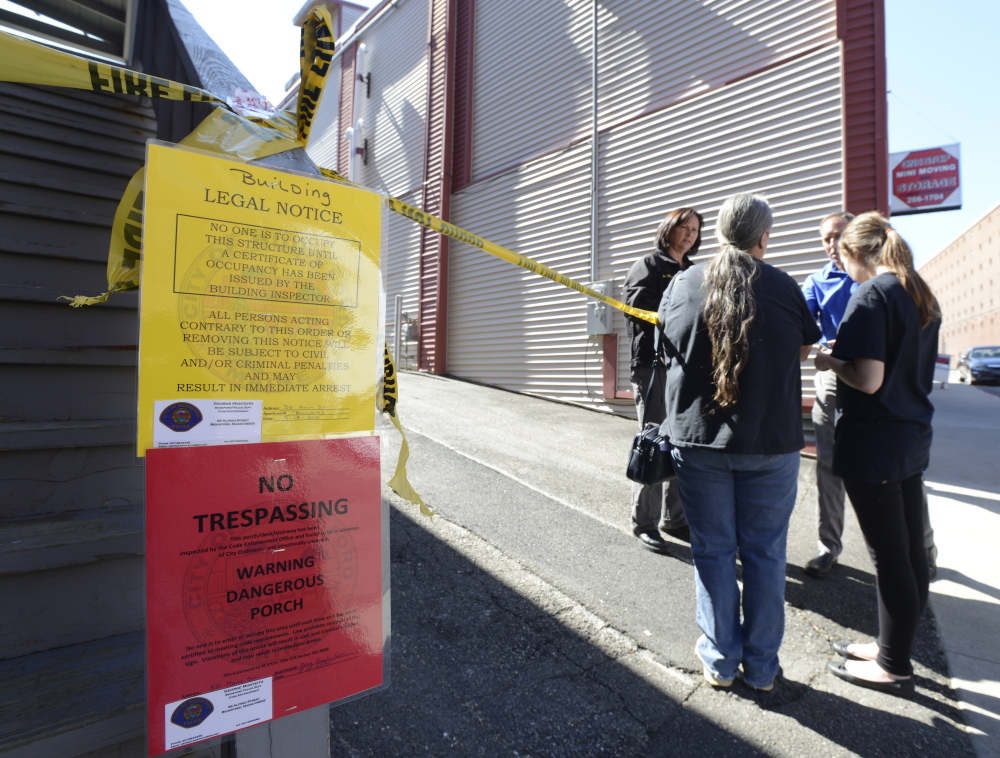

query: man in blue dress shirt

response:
[802,212,856,577]
[802,212,938,579]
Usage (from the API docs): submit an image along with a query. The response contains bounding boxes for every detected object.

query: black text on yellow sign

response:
[137,143,382,456]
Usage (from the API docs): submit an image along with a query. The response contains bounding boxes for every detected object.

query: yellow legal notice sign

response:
[137,143,382,455]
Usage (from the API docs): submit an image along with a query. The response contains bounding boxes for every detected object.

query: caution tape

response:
[0,10,431,516]
[0,28,226,104]
[0,18,656,322]
[381,345,434,517]
[60,107,306,306]
[383,197,659,325]
[0,8,660,512]
[296,6,336,145]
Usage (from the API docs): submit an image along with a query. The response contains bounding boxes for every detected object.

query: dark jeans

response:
[844,473,929,676]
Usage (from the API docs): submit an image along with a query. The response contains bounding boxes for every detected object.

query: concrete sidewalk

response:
[321,370,993,757]
[925,380,1000,758]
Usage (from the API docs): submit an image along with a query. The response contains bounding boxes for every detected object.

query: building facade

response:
[295,0,889,413]
[918,201,1000,361]
[0,1,286,755]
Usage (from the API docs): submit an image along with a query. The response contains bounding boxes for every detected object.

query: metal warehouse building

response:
[292,0,888,411]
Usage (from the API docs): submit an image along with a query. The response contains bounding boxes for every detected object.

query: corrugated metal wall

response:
[337,42,357,173]
[414,0,453,373]
[469,0,592,180]
[449,143,600,400]
[302,0,859,412]
[451,0,476,190]
[340,2,368,34]
[330,0,430,364]
[598,0,837,129]
[305,67,342,172]
[600,46,843,397]
[354,0,429,198]
[451,2,841,408]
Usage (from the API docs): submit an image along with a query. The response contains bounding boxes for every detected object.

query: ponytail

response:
[704,247,759,407]
[704,193,772,408]
[840,212,941,327]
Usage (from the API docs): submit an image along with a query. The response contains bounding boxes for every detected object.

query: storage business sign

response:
[890,144,961,215]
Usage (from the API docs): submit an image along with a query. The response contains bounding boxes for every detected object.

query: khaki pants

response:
[630,364,685,532]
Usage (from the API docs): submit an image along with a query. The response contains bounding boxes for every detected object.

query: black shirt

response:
[623,251,690,367]
[831,272,940,483]
[657,260,820,454]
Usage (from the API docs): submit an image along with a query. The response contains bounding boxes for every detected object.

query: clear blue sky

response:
[187,0,998,268]
[885,0,1000,267]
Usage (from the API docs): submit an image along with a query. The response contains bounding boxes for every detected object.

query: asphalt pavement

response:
[321,370,996,757]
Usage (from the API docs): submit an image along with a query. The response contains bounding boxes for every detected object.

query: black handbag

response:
[626,421,674,486]
[625,334,675,486]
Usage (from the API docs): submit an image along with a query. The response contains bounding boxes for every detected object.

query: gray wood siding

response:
[0,82,152,756]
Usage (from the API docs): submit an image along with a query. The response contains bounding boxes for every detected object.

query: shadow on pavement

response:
[327,504,972,757]
[328,503,726,756]
[784,559,957,684]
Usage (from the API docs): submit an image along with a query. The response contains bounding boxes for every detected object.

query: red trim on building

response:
[839,0,889,215]
[602,334,617,398]
[337,42,357,174]
[601,334,633,400]
[416,0,457,374]
[451,0,476,192]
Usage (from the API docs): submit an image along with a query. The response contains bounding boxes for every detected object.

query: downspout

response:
[589,0,599,279]
[348,43,368,181]
[592,0,622,399]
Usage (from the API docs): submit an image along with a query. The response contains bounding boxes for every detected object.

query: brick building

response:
[918,200,1000,361]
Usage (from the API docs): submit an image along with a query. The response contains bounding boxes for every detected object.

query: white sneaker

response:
[703,667,734,688]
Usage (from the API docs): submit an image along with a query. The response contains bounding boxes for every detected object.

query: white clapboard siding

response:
[601,46,843,397]
[383,193,424,366]
[598,0,837,130]
[449,143,611,406]
[469,0,593,181]
[340,2,368,35]
[355,0,429,198]
[311,0,430,358]
[305,71,342,172]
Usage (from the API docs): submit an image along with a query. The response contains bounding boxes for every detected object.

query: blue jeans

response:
[670,447,799,688]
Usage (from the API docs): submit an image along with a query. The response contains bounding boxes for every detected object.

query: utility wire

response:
[888,91,961,146]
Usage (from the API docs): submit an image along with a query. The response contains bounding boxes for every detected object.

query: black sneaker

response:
[804,552,837,578]
[635,529,670,554]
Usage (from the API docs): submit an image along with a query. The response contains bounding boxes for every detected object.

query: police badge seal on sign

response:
[169,696,214,729]
[159,402,204,432]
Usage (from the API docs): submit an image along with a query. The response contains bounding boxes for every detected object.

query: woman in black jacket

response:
[622,207,703,553]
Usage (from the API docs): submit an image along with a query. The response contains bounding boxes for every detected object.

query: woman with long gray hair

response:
[657,193,820,691]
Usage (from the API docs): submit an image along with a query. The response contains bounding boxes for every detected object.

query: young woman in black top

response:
[814,212,941,696]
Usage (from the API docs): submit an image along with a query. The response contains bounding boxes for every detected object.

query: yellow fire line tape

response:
[0,27,226,103]
[381,344,434,518]
[383,197,660,325]
[296,6,336,145]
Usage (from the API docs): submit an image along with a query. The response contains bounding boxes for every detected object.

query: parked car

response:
[958,346,1000,385]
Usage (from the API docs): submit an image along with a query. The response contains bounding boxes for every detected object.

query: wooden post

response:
[235,704,330,757]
